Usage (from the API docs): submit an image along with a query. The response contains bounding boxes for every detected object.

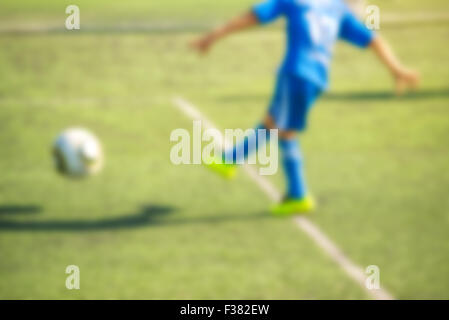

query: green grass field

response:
[0,1,448,299]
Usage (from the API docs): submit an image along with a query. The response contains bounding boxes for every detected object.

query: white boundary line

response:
[172,96,394,300]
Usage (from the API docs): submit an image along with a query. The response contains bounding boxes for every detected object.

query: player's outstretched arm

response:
[369,36,420,95]
[190,11,259,54]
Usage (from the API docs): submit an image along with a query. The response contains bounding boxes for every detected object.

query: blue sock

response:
[279,138,307,199]
[223,124,271,164]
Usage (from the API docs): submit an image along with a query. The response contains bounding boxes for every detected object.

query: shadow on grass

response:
[0,205,41,215]
[322,88,449,101]
[218,88,449,103]
[0,204,271,232]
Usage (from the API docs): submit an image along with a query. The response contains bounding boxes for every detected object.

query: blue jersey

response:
[253,0,375,89]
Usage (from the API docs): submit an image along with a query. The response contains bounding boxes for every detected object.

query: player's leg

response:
[271,130,316,215]
[269,74,322,215]
[280,133,306,199]
[203,73,286,179]
[204,122,272,179]
[222,123,271,165]
[220,72,287,165]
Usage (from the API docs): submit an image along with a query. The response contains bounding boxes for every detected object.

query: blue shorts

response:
[268,73,322,131]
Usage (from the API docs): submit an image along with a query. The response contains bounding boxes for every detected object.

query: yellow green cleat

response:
[203,156,237,180]
[271,195,316,216]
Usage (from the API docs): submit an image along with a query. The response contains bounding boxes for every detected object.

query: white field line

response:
[172,96,394,300]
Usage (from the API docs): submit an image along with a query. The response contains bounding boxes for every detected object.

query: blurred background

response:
[0,0,448,299]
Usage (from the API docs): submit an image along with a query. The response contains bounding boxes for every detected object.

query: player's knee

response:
[263,115,276,130]
[279,130,296,140]
[263,115,297,140]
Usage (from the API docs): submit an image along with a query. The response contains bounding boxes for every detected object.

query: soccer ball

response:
[52,127,104,178]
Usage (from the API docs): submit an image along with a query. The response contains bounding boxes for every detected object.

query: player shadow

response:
[322,88,449,101]
[0,205,42,215]
[0,204,271,232]
[5,25,208,35]
[218,88,449,103]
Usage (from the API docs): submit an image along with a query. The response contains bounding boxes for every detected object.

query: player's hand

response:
[190,35,214,55]
[394,67,420,96]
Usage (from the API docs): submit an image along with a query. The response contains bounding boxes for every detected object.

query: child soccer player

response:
[190,0,419,215]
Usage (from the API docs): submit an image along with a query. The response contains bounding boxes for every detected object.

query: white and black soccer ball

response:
[52,127,104,178]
